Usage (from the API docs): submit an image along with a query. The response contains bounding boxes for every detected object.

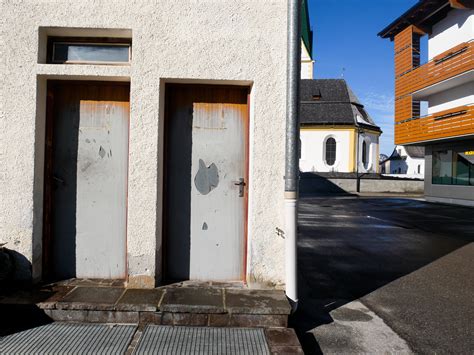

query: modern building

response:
[0,1,298,287]
[381,145,425,176]
[379,0,474,206]
[299,79,382,173]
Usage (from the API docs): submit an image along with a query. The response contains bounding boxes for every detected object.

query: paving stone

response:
[173,313,209,326]
[229,314,287,328]
[161,312,174,325]
[44,309,139,323]
[139,311,162,325]
[208,313,231,327]
[265,328,301,347]
[36,286,75,309]
[57,286,125,310]
[225,289,291,315]
[209,281,245,289]
[116,289,164,311]
[44,309,87,322]
[86,310,139,323]
[160,287,225,313]
[269,345,304,354]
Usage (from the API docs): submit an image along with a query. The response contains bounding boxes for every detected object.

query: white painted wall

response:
[428,9,474,60]
[0,0,288,286]
[301,41,314,79]
[427,81,474,114]
[357,132,380,174]
[300,129,380,174]
[300,130,352,173]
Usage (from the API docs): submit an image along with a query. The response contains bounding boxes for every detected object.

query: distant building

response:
[299,79,382,173]
[379,0,474,206]
[381,146,425,176]
[301,0,314,79]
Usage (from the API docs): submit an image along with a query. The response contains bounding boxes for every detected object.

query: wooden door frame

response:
[162,83,250,283]
[42,80,131,281]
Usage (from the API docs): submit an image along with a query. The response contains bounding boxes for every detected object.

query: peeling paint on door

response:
[190,102,247,280]
[194,159,219,195]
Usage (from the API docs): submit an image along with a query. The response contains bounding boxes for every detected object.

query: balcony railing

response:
[395,104,474,145]
[395,41,474,99]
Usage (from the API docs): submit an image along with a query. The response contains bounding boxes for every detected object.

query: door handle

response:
[233,178,246,197]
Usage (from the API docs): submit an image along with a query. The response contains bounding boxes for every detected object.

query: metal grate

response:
[0,322,136,355]
[134,326,270,355]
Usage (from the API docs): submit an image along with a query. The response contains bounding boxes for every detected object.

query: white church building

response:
[299,79,382,174]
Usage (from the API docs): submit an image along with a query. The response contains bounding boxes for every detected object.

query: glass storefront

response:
[432,148,474,186]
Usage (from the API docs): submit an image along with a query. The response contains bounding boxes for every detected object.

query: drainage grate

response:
[1,322,136,355]
[134,325,270,355]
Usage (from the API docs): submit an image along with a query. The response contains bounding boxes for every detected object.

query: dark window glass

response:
[455,151,474,186]
[362,141,368,168]
[432,150,452,184]
[325,137,336,166]
[52,43,130,63]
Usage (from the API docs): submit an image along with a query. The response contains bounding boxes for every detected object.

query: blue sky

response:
[307,0,420,155]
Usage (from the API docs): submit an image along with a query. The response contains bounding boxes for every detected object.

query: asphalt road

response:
[290,195,474,354]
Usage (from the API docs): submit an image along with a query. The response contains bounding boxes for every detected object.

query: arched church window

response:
[362,141,368,168]
[325,137,336,166]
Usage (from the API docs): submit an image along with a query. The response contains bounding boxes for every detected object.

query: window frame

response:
[324,136,337,167]
[47,37,132,65]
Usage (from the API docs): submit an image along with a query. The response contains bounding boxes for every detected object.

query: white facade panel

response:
[427,82,474,114]
[428,9,474,60]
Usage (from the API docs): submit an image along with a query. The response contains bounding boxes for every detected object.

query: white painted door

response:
[189,102,247,280]
[50,83,129,280]
[76,100,128,279]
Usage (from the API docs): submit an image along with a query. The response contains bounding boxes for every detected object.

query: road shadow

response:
[290,195,474,354]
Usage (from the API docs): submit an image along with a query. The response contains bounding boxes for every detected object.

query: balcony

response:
[395,41,474,99]
[395,104,474,145]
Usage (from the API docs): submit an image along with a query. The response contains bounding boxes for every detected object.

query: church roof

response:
[300,79,382,132]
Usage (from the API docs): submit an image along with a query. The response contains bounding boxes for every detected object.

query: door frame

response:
[162,83,250,283]
[42,80,131,281]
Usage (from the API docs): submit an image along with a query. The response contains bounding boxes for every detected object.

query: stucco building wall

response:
[0,0,288,286]
[300,128,380,174]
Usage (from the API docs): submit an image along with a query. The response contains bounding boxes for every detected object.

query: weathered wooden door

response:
[164,85,248,281]
[46,82,129,279]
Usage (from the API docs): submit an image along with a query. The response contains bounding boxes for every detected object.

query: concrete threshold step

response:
[2,281,291,328]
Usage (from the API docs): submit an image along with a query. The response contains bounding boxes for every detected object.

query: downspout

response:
[285,0,301,309]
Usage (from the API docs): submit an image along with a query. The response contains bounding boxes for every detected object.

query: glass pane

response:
[455,150,474,186]
[453,152,470,185]
[432,150,452,185]
[325,138,336,166]
[53,43,129,63]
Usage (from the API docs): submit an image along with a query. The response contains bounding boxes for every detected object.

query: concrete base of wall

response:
[300,173,424,195]
[425,196,474,207]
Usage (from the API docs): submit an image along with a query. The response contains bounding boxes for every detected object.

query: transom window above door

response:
[48,37,131,65]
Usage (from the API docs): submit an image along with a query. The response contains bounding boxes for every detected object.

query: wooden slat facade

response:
[395,105,474,145]
[393,25,474,145]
